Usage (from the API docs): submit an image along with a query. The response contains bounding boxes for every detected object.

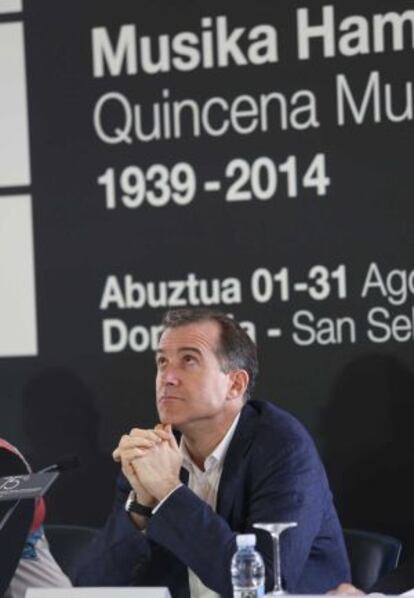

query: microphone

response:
[38,456,80,474]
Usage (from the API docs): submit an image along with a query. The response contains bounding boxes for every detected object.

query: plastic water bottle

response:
[231,533,265,598]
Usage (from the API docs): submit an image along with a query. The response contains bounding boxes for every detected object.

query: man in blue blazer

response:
[76,308,350,596]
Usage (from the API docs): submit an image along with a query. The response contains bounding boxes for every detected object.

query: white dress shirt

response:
[180,414,240,598]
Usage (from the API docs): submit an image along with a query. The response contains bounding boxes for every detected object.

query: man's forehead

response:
[156,321,220,353]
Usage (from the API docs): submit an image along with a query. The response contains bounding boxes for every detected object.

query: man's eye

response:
[156,357,167,368]
[183,355,196,364]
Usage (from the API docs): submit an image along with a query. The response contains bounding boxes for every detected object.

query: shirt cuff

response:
[152,483,183,514]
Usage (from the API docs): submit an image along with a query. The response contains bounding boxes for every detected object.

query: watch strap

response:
[125,491,153,518]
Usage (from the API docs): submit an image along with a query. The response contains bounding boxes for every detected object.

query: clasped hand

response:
[113,424,182,505]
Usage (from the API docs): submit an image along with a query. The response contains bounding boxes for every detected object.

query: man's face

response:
[155,320,237,430]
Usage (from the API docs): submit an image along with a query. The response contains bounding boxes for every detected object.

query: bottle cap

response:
[236,534,256,548]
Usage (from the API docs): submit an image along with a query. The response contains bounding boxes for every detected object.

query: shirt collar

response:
[181,413,241,473]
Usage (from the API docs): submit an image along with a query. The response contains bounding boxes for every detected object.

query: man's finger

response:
[113,434,132,461]
[154,424,172,441]
[113,435,158,463]
[121,447,151,462]
[129,428,163,444]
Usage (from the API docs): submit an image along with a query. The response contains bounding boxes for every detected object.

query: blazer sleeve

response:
[74,474,152,586]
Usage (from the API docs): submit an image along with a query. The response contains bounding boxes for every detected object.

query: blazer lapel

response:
[216,402,259,520]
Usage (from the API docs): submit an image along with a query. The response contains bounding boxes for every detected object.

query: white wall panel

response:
[0,194,37,356]
[0,22,30,187]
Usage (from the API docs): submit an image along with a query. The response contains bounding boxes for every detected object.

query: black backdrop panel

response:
[1,0,414,551]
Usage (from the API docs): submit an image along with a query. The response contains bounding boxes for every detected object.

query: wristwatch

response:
[125,491,153,518]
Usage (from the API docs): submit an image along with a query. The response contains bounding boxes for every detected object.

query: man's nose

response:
[162,365,180,385]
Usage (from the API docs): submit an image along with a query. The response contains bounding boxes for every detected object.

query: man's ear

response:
[227,369,249,401]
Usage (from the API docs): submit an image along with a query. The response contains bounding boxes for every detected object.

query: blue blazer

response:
[76,401,350,596]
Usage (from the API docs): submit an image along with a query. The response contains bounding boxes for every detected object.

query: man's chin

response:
[158,410,184,429]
